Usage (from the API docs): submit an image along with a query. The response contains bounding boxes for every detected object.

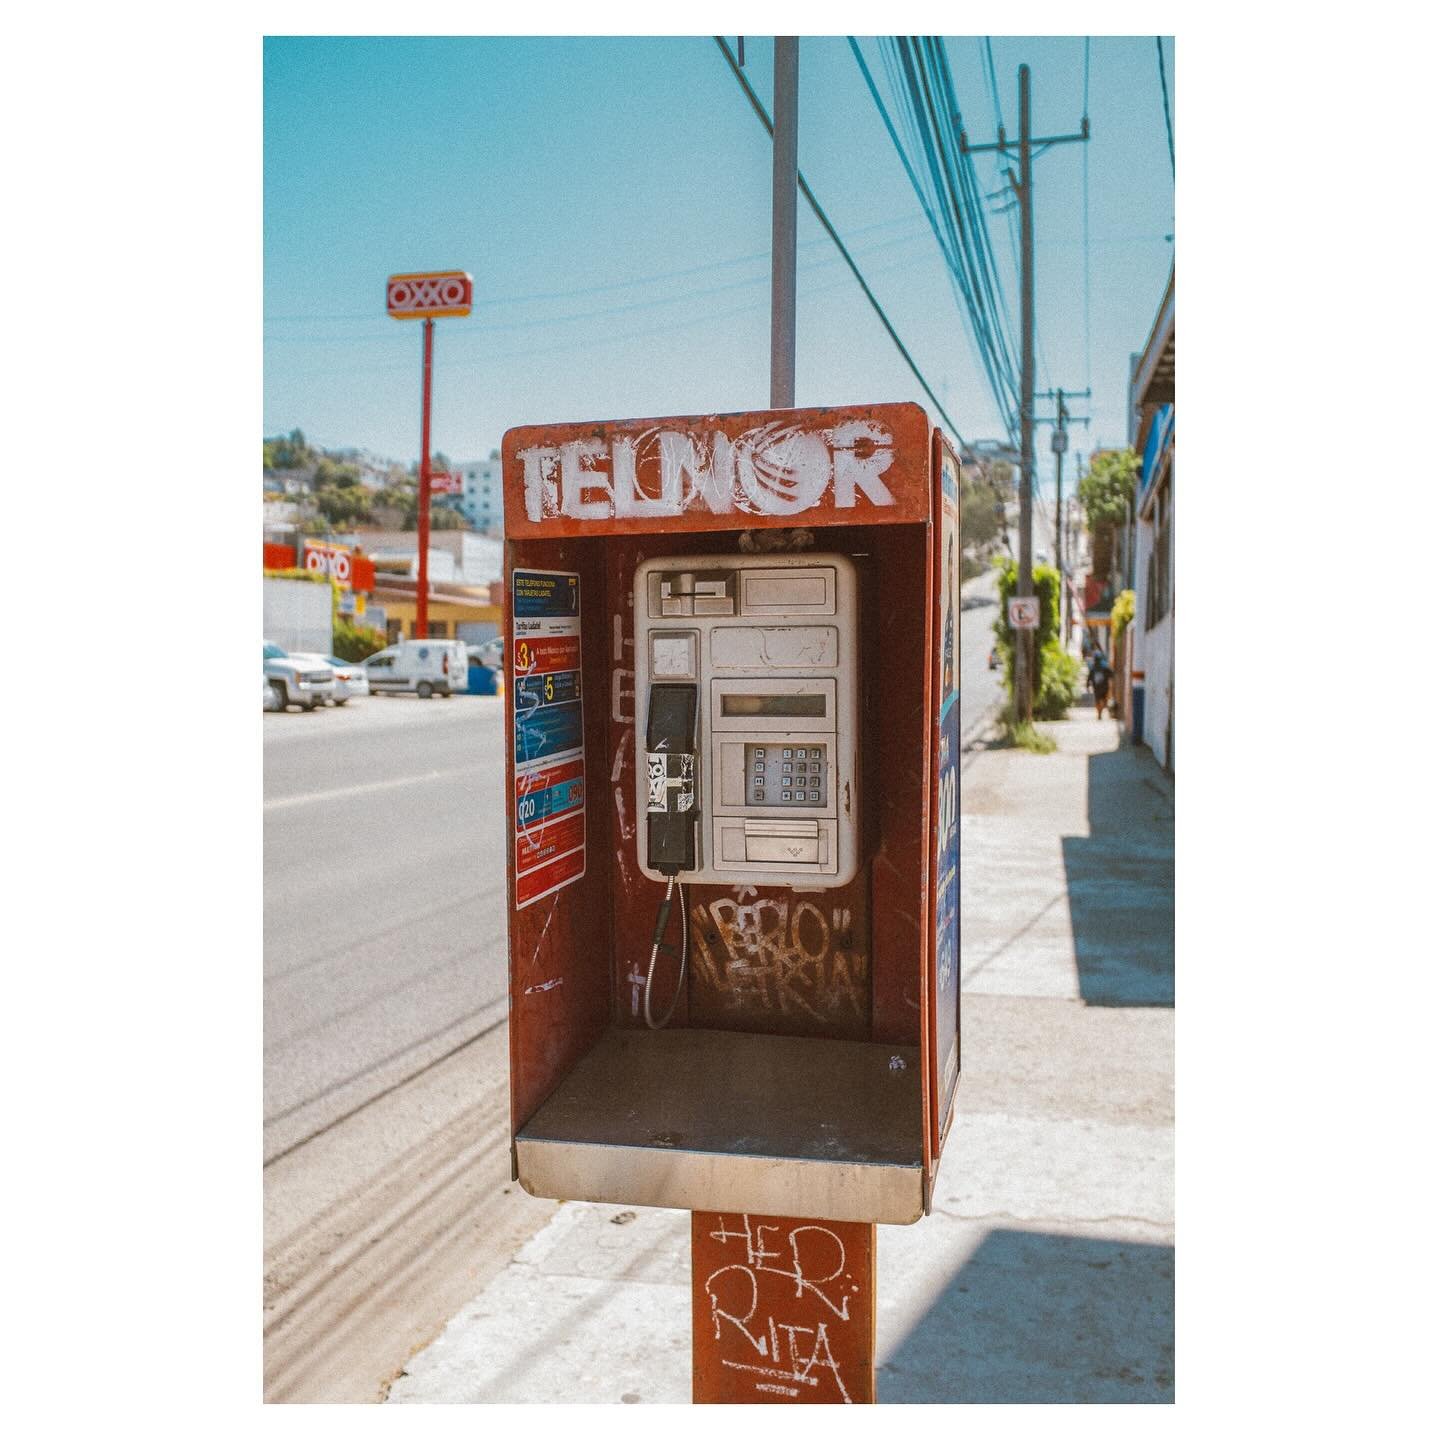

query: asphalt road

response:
[264,695,509,1163]
[959,566,1006,739]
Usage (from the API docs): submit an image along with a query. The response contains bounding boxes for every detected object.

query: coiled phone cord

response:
[643,874,689,1030]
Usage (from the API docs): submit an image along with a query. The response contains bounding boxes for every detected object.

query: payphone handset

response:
[634,553,860,889]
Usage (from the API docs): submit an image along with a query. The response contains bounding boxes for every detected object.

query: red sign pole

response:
[387,271,471,638]
[417,316,434,639]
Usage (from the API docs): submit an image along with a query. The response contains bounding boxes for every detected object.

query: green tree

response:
[315,485,372,526]
[1078,448,1140,532]
[333,618,387,662]
[1111,589,1136,653]
[987,459,1016,499]
[992,557,1079,721]
[264,427,314,471]
[313,457,362,490]
[960,470,1000,551]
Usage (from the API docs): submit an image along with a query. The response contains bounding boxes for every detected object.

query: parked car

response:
[263,642,334,711]
[469,637,504,671]
[290,652,369,704]
[363,639,468,698]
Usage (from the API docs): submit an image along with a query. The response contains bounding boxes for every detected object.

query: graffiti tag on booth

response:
[512,570,585,909]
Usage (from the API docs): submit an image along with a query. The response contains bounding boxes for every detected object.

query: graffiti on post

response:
[692,1212,875,1404]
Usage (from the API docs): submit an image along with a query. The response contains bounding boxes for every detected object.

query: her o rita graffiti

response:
[692,1212,875,1404]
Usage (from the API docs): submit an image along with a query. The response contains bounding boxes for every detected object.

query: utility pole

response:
[960,67,1090,722]
[770,36,798,407]
[1038,387,1090,645]
[1016,63,1035,720]
[1053,389,1066,647]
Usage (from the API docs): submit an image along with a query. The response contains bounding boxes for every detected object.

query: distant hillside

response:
[264,429,459,534]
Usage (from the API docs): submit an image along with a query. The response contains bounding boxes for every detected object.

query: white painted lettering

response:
[830,419,897,507]
[519,444,562,520]
[522,420,899,522]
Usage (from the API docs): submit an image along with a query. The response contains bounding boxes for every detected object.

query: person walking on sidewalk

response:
[1087,647,1113,719]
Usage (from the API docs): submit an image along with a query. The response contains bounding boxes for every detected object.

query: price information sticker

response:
[512,570,585,908]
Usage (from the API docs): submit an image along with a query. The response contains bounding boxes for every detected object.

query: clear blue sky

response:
[264,34,1174,511]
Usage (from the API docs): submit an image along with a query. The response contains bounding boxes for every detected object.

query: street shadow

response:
[879,1228,1174,1403]
[1061,742,1174,1006]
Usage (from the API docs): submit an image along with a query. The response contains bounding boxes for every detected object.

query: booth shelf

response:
[515,1026,926,1224]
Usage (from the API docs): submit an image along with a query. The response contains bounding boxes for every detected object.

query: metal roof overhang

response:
[1132,269,1175,412]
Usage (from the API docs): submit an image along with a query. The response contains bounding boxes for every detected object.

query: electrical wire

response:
[712,35,971,454]
[1156,37,1175,174]
[263,212,931,325]
[266,225,934,347]
[643,875,689,1030]
[850,36,1019,444]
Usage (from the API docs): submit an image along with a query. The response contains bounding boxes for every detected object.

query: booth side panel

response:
[507,538,615,1138]
[927,432,964,1170]
[868,523,932,1065]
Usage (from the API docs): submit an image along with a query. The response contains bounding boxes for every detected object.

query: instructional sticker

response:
[512,569,585,909]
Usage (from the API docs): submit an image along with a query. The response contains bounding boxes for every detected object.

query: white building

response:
[1129,271,1175,772]
[457,451,503,533]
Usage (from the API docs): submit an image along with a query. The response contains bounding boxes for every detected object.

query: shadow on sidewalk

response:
[879,1227,1174,1402]
[1061,740,1174,1006]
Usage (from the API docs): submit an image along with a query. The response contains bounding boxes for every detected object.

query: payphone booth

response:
[503,403,962,1402]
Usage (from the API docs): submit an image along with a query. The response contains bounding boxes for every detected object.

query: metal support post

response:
[1016,63,1035,723]
[770,36,798,408]
[417,317,434,638]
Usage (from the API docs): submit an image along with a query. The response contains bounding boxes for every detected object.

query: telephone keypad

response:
[744,743,827,806]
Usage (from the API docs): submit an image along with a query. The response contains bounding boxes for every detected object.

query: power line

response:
[265,226,935,346]
[850,37,1019,442]
[1156,37,1175,174]
[712,35,971,453]
[263,214,930,325]
[274,228,937,381]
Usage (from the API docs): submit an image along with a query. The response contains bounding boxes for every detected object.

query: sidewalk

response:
[387,710,1174,1404]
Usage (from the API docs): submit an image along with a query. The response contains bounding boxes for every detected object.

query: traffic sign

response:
[1008,596,1040,630]
[386,271,473,319]
[431,469,462,495]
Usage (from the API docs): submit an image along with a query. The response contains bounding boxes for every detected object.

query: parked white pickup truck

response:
[264,642,334,711]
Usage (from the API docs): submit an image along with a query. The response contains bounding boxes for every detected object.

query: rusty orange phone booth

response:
[502,403,962,1403]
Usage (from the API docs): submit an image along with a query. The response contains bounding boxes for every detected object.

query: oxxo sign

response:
[303,540,352,589]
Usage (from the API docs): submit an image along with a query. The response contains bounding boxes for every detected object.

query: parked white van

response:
[363,639,469,698]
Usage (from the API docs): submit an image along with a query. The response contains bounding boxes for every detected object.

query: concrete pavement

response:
[387,707,1174,1404]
